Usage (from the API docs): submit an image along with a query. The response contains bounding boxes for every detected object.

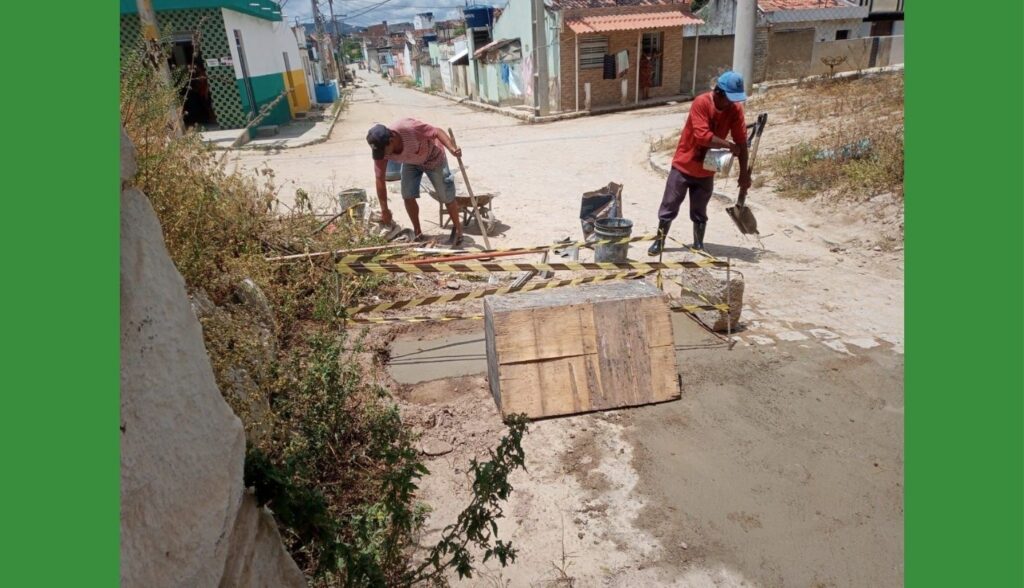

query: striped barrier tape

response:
[346,270,653,315]
[345,303,728,324]
[337,259,728,274]
[665,277,726,310]
[338,234,658,263]
[668,235,721,262]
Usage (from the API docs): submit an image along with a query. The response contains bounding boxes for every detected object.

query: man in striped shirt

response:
[367,119,464,245]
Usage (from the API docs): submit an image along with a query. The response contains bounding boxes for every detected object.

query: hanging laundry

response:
[501,63,511,84]
[522,54,534,102]
[616,49,629,77]
[508,65,522,96]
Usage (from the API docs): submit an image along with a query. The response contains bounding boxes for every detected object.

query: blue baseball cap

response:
[716,71,747,102]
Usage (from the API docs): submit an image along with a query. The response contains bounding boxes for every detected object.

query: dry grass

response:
[121,48,418,582]
[758,72,904,200]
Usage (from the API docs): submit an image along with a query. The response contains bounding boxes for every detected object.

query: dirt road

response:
[231,70,904,586]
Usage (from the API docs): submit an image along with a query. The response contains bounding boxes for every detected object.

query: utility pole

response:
[732,0,756,87]
[136,0,182,136]
[532,0,550,116]
[313,0,339,83]
[327,0,344,83]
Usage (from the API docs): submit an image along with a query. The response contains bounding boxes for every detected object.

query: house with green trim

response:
[120,0,311,130]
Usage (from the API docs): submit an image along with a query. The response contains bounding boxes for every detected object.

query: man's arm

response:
[374,159,393,225]
[692,100,737,152]
[433,125,462,158]
[731,111,752,192]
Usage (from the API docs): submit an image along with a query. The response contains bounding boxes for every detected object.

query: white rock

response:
[120,127,304,588]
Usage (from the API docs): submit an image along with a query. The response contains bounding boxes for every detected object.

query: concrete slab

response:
[388,311,722,385]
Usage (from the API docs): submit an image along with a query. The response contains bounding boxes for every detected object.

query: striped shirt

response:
[374,118,446,179]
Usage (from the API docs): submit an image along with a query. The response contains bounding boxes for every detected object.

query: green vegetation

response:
[122,45,527,586]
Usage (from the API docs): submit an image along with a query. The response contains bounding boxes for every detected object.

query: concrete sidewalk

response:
[199,100,344,150]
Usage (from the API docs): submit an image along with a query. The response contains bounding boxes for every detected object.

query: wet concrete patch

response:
[388,332,487,384]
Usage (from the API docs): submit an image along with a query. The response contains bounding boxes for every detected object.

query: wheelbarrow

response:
[436,192,498,231]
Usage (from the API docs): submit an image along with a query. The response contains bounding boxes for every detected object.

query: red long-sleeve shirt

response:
[671,92,746,178]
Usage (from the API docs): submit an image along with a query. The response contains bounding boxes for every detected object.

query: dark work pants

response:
[657,167,714,223]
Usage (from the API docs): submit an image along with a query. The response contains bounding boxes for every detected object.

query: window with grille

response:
[836,29,850,40]
[579,36,608,70]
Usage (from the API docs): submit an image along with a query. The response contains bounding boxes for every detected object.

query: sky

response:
[280,0,498,28]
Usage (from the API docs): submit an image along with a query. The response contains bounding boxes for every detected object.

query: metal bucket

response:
[338,188,367,220]
[702,148,733,173]
[594,218,633,263]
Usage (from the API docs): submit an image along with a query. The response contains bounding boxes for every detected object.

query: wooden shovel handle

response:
[447,128,492,249]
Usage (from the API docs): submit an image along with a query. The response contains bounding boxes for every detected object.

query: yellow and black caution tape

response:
[337,259,728,275]
[347,270,653,315]
[348,314,485,324]
[672,302,731,312]
[346,304,726,325]
[668,235,721,262]
[338,234,658,263]
[664,277,727,310]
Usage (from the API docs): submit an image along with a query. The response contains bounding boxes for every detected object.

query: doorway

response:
[168,38,217,128]
[642,31,664,87]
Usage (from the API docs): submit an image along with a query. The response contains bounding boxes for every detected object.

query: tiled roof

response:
[552,0,683,11]
[473,38,519,58]
[758,0,847,11]
[566,10,702,33]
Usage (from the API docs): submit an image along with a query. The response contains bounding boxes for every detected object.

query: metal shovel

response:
[726,188,758,235]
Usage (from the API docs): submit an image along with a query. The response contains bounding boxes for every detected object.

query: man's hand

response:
[738,172,752,191]
[450,146,462,159]
[380,207,393,226]
[728,142,743,157]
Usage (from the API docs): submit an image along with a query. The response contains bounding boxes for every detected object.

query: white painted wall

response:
[221,9,303,79]
[414,13,435,30]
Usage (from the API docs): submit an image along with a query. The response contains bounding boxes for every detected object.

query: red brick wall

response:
[559,26,684,111]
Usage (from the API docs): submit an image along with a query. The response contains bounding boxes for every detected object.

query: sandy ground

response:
[229,69,904,586]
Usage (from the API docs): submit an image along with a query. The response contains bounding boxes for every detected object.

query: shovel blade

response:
[726,205,759,235]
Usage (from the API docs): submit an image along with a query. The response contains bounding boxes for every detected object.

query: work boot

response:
[692,222,707,250]
[647,220,672,256]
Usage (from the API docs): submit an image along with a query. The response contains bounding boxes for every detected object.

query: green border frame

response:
[1,2,1022,586]
[1,2,119,586]
[906,1,1023,586]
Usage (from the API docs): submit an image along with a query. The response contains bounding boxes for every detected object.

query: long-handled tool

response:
[747,112,768,174]
[447,128,492,250]
[725,113,767,235]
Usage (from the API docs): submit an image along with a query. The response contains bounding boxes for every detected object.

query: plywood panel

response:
[485,281,680,419]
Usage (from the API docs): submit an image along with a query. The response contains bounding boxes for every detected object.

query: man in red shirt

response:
[648,71,752,254]
[367,118,464,245]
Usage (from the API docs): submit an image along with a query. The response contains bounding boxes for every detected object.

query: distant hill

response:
[299,22,366,36]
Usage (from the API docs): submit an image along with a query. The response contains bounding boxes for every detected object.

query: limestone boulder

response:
[120,125,304,587]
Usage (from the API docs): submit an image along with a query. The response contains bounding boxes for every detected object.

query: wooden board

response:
[484,281,680,419]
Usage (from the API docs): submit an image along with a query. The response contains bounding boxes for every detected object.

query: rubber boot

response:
[692,222,707,250]
[648,220,672,256]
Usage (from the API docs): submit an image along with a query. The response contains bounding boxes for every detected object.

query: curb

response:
[207,89,350,151]
[648,153,671,178]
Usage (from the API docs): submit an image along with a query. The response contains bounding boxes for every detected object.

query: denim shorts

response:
[399,159,456,204]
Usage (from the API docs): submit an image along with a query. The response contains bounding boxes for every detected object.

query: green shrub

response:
[122,43,528,585]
